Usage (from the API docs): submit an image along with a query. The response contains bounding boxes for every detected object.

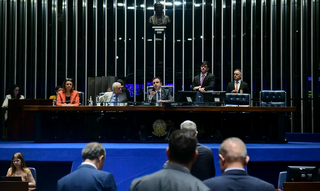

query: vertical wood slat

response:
[74,0,78,89]
[221,0,224,89]
[45,0,48,98]
[54,0,58,87]
[300,0,304,132]
[182,0,185,90]
[290,0,293,132]
[250,0,254,104]
[134,0,137,102]
[211,0,214,76]
[163,1,166,84]
[95,0,98,76]
[143,0,146,101]
[192,0,194,81]
[231,0,234,79]
[34,0,38,98]
[64,0,68,79]
[173,0,175,99]
[310,0,314,133]
[261,0,264,90]
[24,0,27,97]
[270,0,273,90]
[85,0,88,104]
[114,0,117,76]
[3,0,8,97]
[124,0,127,77]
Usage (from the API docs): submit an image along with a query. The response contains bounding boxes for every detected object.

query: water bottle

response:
[96,96,100,106]
[89,96,93,106]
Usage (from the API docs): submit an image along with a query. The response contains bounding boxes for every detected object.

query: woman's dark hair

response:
[62,79,74,93]
[9,84,22,100]
[54,86,63,94]
[9,152,27,175]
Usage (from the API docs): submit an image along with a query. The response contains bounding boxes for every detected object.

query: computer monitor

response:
[203,91,226,104]
[286,166,317,182]
[0,176,22,181]
[176,91,197,102]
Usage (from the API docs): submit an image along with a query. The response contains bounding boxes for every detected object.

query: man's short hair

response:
[82,142,106,161]
[201,61,210,68]
[234,69,242,74]
[180,120,197,132]
[112,82,121,91]
[219,137,247,164]
[152,77,162,83]
[169,129,197,165]
[154,2,164,10]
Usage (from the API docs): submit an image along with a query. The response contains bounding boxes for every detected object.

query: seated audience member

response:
[99,82,128,106]
[204,137,274,191]
[226,69,249,93]
[192,61,215,92]
[116,79,131,101]
[164,120,215,180]
[148,77,173,103]
[7,152,36,186]
[49,86,63,100]
[57,142,117,191]
[2,84,25,121]
[130,129,210,191]
[56,79,80,106]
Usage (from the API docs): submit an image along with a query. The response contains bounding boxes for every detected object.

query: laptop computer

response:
[0,176,22,181]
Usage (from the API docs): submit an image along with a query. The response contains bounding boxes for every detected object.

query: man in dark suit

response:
[192,61,215,92]
[130,129,210,191]
[204,137,274,191]
[148,77,173,102]
[56,142,117,191]
[226,69,249,93]
[163,120,215,180]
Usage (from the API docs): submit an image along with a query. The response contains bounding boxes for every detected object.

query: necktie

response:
[200,74,205,86]
[235,81,239,92]
[114,95,119,106]
[157,91,161,101]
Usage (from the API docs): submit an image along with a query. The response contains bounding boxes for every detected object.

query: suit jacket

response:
[56,90,80,106]
[56,164,117,191]
[192,73,215,91]
[148,87,173,103]
[204,169,274,191]
[130,163,210,191]
[99,92,128,106]
[163,143,215,181]
[226,81,249,93]
[191,143,215,180]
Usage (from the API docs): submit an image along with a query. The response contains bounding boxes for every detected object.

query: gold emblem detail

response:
[152,119,167,137]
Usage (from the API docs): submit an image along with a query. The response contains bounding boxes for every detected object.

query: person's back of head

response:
[219,137,248,172]
[167,129,197,167]
[82,142,106,170]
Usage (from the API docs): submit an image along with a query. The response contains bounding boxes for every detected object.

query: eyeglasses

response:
[14,89,19,92]
[12,159,21,163]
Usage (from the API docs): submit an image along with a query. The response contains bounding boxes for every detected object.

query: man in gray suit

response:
[130,129,210,191]
[148,77,173,103]
[163,120,215,180]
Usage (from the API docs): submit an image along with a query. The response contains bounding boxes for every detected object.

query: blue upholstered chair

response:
[225,93,251,106]
[277,171,287,190]
[260,90,286,107]
[28,167,37,184]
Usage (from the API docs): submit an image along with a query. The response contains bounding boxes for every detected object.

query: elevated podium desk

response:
[283,182,320,191]
[23,105,295,143]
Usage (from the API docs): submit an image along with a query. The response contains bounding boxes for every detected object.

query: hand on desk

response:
[193,86,200,91]
[199,88,205,93]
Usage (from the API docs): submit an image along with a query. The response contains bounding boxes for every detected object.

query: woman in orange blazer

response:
[56,79,79,106]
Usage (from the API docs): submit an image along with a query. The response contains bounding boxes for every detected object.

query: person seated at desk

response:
[6,152,36,187]
[192,61,215,92]
[148,77,173,103]
[99,82,128,106]
[49,86,63,100]
[56,79,80,106]
[117,79,131,101]
[226,69,249,93]
[2,84,25,121]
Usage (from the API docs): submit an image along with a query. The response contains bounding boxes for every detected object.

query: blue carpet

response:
[1,141,320,191]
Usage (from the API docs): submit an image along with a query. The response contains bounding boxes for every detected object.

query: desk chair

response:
[260,90,286,107]
[225,93,251,106]
[277,171,287,190]
[28,167,37,184]
[78,91,84,106]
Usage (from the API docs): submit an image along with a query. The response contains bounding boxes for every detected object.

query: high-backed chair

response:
[225,93,250,106]
[28,167,37,184]
[277,171,287,190]
[78,91,85,106]
[260,90,286,107]
[146,86,174,101]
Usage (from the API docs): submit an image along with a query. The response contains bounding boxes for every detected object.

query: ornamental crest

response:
[152,119,167,137]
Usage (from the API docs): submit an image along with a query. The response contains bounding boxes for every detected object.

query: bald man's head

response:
[219,137,247,164]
